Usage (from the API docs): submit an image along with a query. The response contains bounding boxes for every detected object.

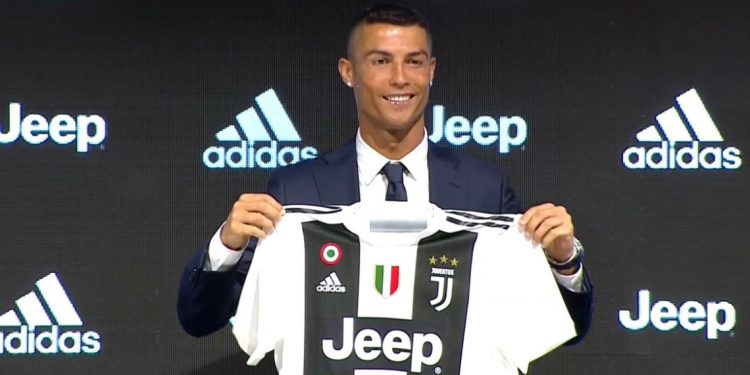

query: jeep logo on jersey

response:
[622,88,742,170]
[428,255,458,312]
[0,273,101,355]
[202,88,318,169]
[0,103,106,153]
[375,265,400,298]
[320,242,343,266]
[322,317,443,373]
[428,104,527,154]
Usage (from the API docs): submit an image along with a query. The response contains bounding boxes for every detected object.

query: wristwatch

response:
[547,237,584,271]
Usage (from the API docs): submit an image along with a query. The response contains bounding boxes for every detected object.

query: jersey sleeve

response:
[232,219,290,365]
[469,226,577,374]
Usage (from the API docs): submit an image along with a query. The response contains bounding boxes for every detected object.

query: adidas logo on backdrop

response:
[622,88,742,170]
[316,272,346,293]
[0,273,101,355]
[203,89,318,169]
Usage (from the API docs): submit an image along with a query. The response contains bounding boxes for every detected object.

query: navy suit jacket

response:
[178,140,593,342]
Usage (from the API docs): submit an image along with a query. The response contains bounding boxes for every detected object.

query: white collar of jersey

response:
[348,202,443,246]
[364,201,435,233]
[283,202,442,246]
[282,202,520,247]
[355,128,429,187]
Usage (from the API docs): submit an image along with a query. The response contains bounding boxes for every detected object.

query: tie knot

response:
[382,162,407,201]
[382,162,406,183]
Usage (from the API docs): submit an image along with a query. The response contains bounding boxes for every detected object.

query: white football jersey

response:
[233,202,576,375]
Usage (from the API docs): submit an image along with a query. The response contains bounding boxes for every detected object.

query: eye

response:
[408,58,424,67]
[372,57,388,66]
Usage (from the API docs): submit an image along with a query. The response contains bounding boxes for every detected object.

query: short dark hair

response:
[346,3,433,58]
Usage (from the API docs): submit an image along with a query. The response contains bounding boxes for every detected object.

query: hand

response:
[519,203,575,263]
[220,193,284,250]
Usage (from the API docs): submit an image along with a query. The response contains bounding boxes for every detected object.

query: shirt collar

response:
[356,128,428,186]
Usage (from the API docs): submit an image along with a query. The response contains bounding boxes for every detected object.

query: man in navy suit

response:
[178,3,593,346]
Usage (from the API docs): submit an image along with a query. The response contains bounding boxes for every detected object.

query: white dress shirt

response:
[207,129,585,292]
[356,128,430,204]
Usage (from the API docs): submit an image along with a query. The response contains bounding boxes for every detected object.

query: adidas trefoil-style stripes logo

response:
[214,89,300,143]
[622,88,742,170]
[202,88,318,169]
[0,273,82,328]
[317,272,346,293]
[0,273,101,355]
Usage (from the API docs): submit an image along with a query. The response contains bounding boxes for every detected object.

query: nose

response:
[389,62,407,87]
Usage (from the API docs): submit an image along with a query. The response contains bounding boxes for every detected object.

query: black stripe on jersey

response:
[446,216,510,229]
[285,205,342,214]
[445,210,514,222]
[413,230,478,374]
[301,221,360,375]
[312,230,480,375]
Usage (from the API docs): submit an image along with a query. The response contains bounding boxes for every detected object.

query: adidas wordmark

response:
[203,89,318,169]
[0,273,101,355]
[316,272,346,293]
[622,88,742,170]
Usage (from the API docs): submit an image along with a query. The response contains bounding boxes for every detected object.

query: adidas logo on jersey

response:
[202,88,318,169]
[317,272,346,293]
[622,88,742,170]
[0,273,101,355]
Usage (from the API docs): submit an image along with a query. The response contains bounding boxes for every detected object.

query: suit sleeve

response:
[558,271,594,344]
[176,171,286,337]
[498,171,522,214]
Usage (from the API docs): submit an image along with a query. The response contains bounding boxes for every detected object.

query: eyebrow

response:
[363,49,430,59]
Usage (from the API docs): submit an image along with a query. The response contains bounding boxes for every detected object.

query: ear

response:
[429,56,436,85]
[338,58,354,87]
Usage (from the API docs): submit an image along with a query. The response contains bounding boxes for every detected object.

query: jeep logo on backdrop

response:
[618,289,736,340]
[0,103,106,152]
[428,105,527,154]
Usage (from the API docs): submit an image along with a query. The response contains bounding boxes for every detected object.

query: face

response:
[339,23,435,136]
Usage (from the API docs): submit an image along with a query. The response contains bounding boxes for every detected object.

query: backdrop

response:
[0,0,748,374]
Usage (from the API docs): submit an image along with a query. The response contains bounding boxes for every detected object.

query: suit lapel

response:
[312,140,463,207]
[428,143,464,209]
[313,140,361,205]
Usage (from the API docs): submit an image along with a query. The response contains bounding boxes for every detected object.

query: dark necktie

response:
[382,162,408,201]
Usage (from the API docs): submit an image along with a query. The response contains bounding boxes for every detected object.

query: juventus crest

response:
[428,254,458,312]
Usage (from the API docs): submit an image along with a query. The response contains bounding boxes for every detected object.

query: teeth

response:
[385,95,411,102]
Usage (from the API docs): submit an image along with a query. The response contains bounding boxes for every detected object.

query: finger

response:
[523,206,559,239]
[236,222,272,240]
[259,194,283,212]
[519,203,555,229]
[539,224,573,250]
[235,199,284,224]
[531,215,565,244]
[254,200,285,223]
[535,208,572,243]
[238,193,283,212]
[231,211,277,234]
[224,218,271,241]
[525,205,568,231]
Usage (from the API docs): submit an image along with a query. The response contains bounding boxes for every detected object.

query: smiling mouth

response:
[383,94,415,105]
